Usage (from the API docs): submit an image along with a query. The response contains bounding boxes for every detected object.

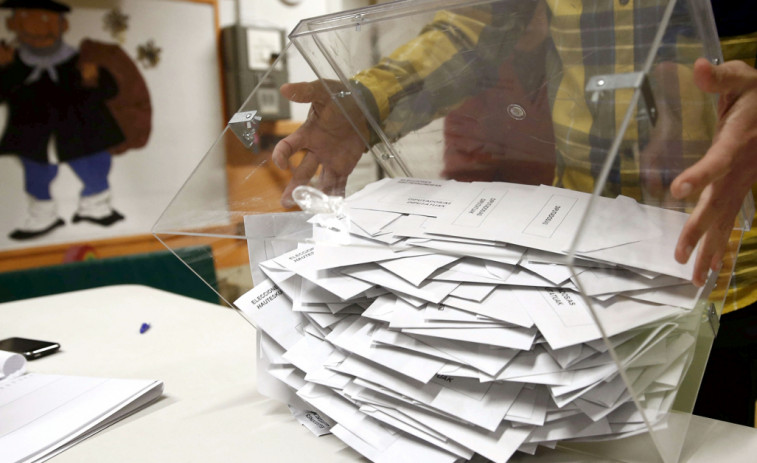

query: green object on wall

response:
[0,246,219,304]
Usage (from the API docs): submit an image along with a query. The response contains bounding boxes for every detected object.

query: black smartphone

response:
[0,337,60,360]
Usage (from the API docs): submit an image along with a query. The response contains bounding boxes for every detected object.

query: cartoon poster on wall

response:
[0,0,225,250]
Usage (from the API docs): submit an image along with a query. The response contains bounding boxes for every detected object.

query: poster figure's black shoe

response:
[72,209,125,226]
[9,218,65,240]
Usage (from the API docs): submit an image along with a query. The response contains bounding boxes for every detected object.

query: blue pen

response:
[139,323,150,334]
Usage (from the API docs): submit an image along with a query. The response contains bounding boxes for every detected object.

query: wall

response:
[218,0,370,121]
[0,0,225,252]
[219,0,368,30]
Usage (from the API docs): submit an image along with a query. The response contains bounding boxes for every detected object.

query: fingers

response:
[277,155,349,210]
[319,168,348,198]
[675,185,713,263]
[675,180,747,285]
[280,81,327,104]
[693,57,752,95]
[692,58,716,93]
[674,59,757,285]
[675,187,720,287]
[686,211,735,287]
[272,81,330,169]
[670,135,737,199]
[280,152,320,208]
[272,129,307,170]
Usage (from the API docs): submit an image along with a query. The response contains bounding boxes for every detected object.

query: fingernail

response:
[677,245,693,263]
[677,182,692,197]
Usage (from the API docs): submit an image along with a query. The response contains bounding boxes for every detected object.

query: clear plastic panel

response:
[290,0,559,184]
[153,41,320,306]
[154,1,746,461]
[565,0,741,462]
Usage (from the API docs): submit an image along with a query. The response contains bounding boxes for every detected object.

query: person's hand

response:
[79,62,99,87]
[0,40,15,66]
[671,57,757,286]
[271,80,369,208]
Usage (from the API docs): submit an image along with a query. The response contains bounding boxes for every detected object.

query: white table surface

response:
[2,285,757,463]
[0,285,360,463]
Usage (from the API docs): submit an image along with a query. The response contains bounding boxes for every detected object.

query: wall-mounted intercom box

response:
[221,24,291,121]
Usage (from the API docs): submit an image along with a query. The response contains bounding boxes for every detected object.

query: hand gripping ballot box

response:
[153,1,754,461]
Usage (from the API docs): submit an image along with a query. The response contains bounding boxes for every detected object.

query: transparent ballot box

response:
[153,1,753,462]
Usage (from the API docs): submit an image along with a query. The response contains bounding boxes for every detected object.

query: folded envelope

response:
[242,177,713,463]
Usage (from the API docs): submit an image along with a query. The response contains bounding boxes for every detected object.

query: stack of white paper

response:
[235,178,708,463]
[0,350,164,463]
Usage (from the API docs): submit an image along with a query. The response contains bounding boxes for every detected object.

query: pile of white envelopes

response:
[235,178,708,463]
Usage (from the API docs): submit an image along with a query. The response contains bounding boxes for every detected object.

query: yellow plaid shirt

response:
[351,0,757,313]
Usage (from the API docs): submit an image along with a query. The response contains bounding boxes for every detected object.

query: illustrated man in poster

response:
[0,0,127,240]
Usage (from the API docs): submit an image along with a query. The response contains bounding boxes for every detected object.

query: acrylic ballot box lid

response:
[153,1,753,462]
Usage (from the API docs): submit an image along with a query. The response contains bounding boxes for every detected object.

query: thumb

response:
[693,57,752,94]
[280,81,326,104]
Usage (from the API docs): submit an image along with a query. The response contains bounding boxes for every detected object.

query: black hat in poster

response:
[0,0,70,12]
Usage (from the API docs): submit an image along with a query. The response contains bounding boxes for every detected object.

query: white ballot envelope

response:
[234,176,717,463]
